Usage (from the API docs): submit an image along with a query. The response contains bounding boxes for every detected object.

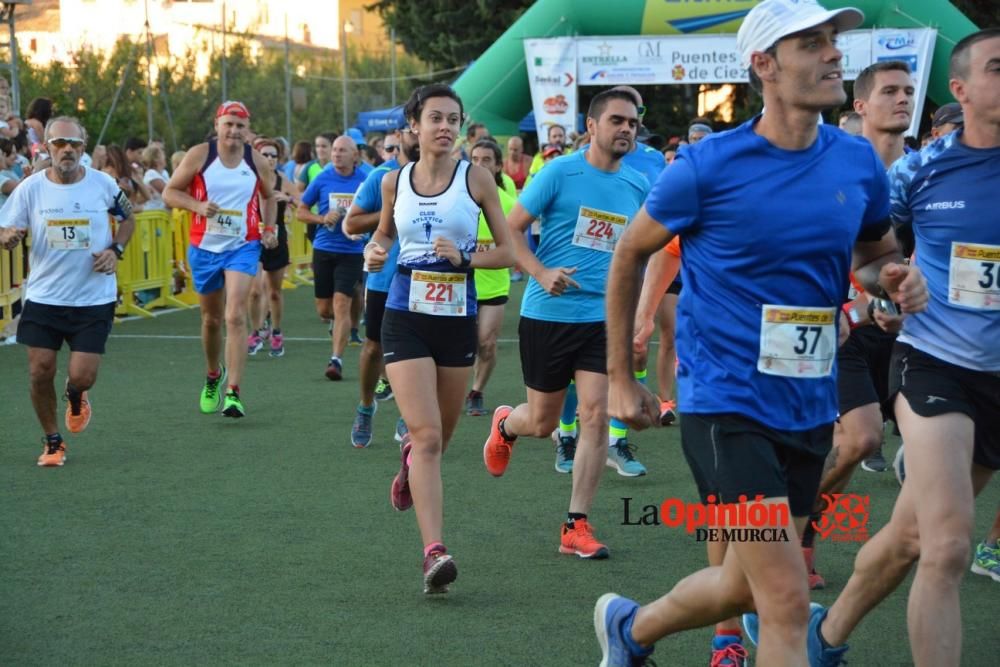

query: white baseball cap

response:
[737,0,864,70]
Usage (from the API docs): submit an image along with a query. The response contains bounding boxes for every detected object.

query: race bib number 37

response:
[758,305,836,378]
[949,242,1000,310]
[46,219,91,250]
[409,271,467,317]
[572,206,626,253]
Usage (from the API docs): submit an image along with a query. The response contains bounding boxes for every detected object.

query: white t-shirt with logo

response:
[0,168,128,306]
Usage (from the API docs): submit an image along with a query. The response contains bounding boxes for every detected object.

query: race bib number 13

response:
[758,305,836,378]
[949,242,1000,310]
[572,206,626,253]
[409,271,467,317]
[46,219,91,250]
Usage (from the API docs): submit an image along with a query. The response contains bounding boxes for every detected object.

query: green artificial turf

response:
[2,282,998,666]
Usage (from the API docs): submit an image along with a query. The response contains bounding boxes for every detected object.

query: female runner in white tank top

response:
[364,85,513,595]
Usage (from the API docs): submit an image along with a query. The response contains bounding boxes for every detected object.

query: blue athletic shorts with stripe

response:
[188,241,260,294]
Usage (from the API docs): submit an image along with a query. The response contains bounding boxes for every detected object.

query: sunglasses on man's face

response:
[48,137,85,149]
[261,152,278,158]
[383,145,399,153]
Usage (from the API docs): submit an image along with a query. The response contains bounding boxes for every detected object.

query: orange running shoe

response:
[37,437,67,467]
[803,546,826,590]
[483,405,514,477]
[559,518,609,559]
[659,399,677,426]
[65,391,91,434]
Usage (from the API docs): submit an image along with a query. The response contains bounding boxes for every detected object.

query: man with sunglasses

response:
[1,116,135,467]
[163,100,278,419]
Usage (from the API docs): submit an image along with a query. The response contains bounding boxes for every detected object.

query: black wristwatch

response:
[109,243,125,260]
[459,250,472,269]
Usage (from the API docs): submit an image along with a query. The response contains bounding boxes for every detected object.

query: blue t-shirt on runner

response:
[889,130,1000,371]
[644,118,890,431]
[301,167,368,254]
[623,141,665,187]
[519,150,649,323]
[355,158,401,292]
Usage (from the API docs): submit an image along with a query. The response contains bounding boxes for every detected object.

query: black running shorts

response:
[260,221,290,272]
[381,308,477,367]
[889,341,1000,470]
[837,325,895,418]
[680,412,832,516]
[313,250,364,299]
[518,317,607,392]
[365,288,388,344]
[17,300,116,354]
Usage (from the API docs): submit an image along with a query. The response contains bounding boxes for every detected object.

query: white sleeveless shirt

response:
[387,160,482,316]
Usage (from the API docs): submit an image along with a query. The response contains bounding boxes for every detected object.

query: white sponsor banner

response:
[872,29,937,137]
[576,33,874,86]
[524,38,577,139]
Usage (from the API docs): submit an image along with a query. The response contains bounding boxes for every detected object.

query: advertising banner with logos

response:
[525,29,935,135]
[523,38,578,140]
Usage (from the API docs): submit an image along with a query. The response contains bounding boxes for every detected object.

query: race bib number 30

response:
[758,305,836,378]
[46,219,91,250]
[572,206,626,253]
[207,209,244,237]
[949,242,1000,310]
[409,271,467,316]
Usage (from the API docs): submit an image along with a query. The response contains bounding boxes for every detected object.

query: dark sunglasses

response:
[383,145,399,153]
[48,137,85,148]
[260,152,278,158]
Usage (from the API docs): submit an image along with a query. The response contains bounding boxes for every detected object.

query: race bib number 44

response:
[207,209,244,237]
[758,305,836,378]
[409,271,467,316]
[572,206,626,253]
[46,219,91,250]
[949,242,1000,310]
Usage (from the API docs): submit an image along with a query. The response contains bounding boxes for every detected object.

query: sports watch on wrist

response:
[110,243,125,260]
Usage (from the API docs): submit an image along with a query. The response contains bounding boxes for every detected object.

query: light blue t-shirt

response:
[355,158,401,293]
[623,141,664,187]
[889,130,1000,371]
[301,167,368,254]
[519,150,649,323]
[644,118,890,431]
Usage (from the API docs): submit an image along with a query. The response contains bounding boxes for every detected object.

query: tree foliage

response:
[367,0,533,68]
[16,33,430,152]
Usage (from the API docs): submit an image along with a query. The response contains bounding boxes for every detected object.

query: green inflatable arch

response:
[453,0,979,135]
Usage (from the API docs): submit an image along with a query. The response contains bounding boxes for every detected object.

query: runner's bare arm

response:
[468,164,513,270]
[162,144,218,217]
[343,204,380,235]
[852,225,927,314]
[634,248,680,357]
[364,171,399,272]
[506,203,580,294]
[607,206,674,382]
[606,206,674,429]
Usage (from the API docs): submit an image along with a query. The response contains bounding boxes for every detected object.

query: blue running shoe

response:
[807,603,849,667]
[710,635,748,666]
[971,541,1000,582]
[741,611,759,647]
[552,429,576,474]
[394,417,409,445]
[594,593,655,666]
[893,444,906,486]
[351,403,376,448]
[607,439,647,477]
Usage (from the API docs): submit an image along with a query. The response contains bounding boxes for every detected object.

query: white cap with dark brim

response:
[737,0,864,70]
